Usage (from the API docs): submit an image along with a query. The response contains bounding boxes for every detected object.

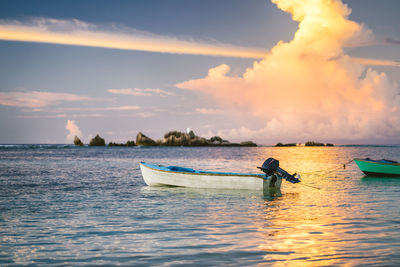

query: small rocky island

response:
[137,130,257,147]
[89,134,105,146]
[274,141,334,147]
[305,141,334,147]
[73,130,257,147]
[275,142,297,147]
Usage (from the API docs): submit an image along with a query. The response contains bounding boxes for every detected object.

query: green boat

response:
[354,158,400,177]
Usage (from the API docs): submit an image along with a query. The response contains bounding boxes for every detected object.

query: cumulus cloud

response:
[0,17,266,59]
[176,0,400,142]
[65,120,82,142]
[108,88,175,97]
[0,90,90,108]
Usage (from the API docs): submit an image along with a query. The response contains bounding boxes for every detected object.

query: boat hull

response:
[354,159,400,177]
[140,163,282,191]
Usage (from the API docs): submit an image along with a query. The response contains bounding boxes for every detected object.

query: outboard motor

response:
[258,158,300,183]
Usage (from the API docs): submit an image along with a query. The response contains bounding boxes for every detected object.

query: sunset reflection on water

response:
[139,146,400,265]
[2,145,400,265]
[241,146,398,265]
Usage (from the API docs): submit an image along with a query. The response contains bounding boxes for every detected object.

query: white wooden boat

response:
[140,162,282,191]
[139,158,301,192]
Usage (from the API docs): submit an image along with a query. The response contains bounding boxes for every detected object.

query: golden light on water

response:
[232,146,369,264]
[163,146,363,264]
[257,195,343,265]
[4,145,398,265]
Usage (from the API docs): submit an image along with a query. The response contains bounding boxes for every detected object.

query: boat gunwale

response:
[140,162,266,179]
[354,158,400,166]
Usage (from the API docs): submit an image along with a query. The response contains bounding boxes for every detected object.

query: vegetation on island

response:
[89,134,105,146]
[275,142,297,147]
[150,130,256,147]
[239,141,257,147]
[109,140,136,147]
[73,132,334,148]
[305,141,334,146]
[274,141,334,147]
[305,141,324,146]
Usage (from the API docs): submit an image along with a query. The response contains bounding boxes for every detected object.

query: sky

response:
[0,0,399,145]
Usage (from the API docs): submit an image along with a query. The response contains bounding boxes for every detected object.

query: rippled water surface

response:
[1,145,400,266]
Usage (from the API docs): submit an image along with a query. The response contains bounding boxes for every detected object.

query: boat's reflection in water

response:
[140,185,281,199]
[361,175,400,184]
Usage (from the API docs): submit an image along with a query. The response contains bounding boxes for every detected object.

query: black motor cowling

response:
[258,158,300,183]
[258,158,279,176]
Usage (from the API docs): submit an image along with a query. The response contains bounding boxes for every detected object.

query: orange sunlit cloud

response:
[352,57,400,67]
[176,0,400,142]
[0,18,266,59]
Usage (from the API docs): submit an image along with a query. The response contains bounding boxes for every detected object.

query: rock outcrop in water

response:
[136,132,157,146]
[74,136,84,146]
[89,134,106,146]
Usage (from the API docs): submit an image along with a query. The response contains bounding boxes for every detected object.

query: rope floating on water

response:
[296,159,354,190]
[297,182,321,190]
[301,159,354,176]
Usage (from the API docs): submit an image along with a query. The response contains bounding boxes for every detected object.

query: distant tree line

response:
[275,141,334,147]
[74,133,335,148]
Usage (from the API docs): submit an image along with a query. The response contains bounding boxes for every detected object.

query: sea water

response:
[1,145,400,266]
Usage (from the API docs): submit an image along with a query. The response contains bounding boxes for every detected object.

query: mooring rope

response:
[297,182,321,190]
[301,159,354,176]
[295,159,354,190]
